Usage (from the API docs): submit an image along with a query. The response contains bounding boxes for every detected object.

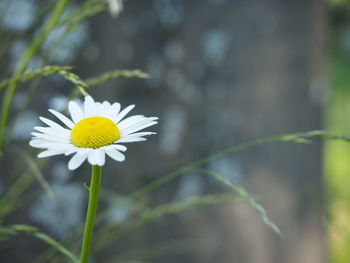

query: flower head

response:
[107,0,123,18]
[30,96,158,170]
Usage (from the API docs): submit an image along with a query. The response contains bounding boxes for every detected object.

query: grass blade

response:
[0,224,78,263]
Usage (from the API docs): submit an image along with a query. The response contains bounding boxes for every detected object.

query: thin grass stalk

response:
[0,224,78,263]
[0,0,69,151]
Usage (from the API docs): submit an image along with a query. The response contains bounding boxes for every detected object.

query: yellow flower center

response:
[71,117,120,148]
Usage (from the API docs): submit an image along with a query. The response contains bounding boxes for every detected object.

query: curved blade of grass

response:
[58,70,90,96]
[107,238,210,263]
[197,168,281,235]
[0,66,148,98]
[59,0,106,31]
[85,69,150,87]
[69,69,150,98]
[0,66,73,91]
[0,224,78,263]
[22,152,54,200]
[0,158,46,223]
[129,130,350,200]
[0,0,69,151]
[94,193,242,252]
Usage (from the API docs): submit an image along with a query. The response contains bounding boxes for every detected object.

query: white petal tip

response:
[68,162,80,170]
[116,155,125,162]
[85,96,93,102]
[116,145,127,152]
[68,153,87,170]
[37,153,47,158]
[29,140,40,148]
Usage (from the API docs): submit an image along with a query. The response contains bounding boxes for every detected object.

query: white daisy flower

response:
[30,96,158,170]
[107,0,123,18]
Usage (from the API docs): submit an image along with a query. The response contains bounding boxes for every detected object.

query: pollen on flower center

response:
[71,117,120,148]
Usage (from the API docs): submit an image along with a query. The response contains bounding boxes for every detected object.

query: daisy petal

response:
[114,105,135,123]
[106,148,125,162]
[113,144,127,152]
[102,144,127,152]
[39,117,68,133]
[63,146,91,157]
[121,121,158,136]
[117,137,147,143]
[30,139,74,150]
[38,150,66,158]
[95,102,103,116]
[30,139,54,148]
[68,152,88,170]
[64,149,79,156]
[88,149,103,166]
[124,132,156,137]
[98,150,106,166]
[31,132,68,143]
[84,96,96,117]
[33,126,70,139]
[47,144,75,152]
[69,101,84,123]
[117,115,145,129]
[106,102,121,119]
[35,141,69,148]
[101,101,111,114]
[118,117,158,133]
[49,109,75,129]
[77,148,93,156]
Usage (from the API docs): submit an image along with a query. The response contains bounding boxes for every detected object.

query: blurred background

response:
[1,0,350,262]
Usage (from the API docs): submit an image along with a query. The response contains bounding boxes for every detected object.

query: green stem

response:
[80,165,102,263]
[0,0,69,151]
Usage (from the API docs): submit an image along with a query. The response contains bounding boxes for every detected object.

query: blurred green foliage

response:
[326,11,350,262]
[328,0,350,7]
